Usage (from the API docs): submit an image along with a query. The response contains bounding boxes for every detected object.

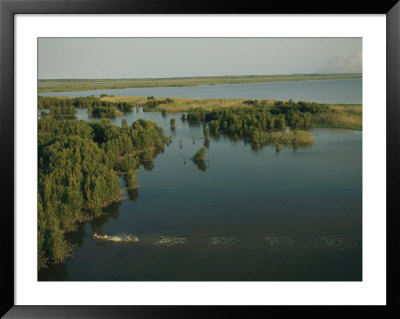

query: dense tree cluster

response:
[242,99,270,107]
[88,106,123,118]
[269,100,330,129]
[38,117,169,269]
[144,97,174,111]
[38,96,135,118]
[186,107,286,140]
[41,106,77,117]
[185,100,333,144]
[187,100,322,144]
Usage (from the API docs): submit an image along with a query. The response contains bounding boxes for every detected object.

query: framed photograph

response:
[1,0,399,317]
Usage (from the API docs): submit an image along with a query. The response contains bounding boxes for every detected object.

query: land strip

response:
[38,73,362,93]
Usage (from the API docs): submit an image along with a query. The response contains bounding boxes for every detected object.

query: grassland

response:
[311,104,362,130]
[38,73,362,93]
[101,96,277,112]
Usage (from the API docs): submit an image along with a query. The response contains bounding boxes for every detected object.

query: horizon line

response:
[38,73,362,81]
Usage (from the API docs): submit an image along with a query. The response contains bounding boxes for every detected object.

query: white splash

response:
[93,233,139,243]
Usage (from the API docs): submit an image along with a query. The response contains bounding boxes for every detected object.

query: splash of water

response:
[93,233,139,243]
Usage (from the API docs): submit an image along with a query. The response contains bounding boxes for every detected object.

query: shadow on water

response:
[89,201,122,234]
[38,262,68,281]
[127,188,139,203]
[65,223,86,248]
[193,160,208,172]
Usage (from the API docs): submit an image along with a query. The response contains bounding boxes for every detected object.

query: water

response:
[39,108,362,281]
[39,78,362,104]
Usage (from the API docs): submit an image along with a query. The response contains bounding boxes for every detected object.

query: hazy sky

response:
[38,38,362,79]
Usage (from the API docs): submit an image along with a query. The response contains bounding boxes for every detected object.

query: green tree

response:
[125,169,138,189]
[170,118,176,129]
[192,147,206,162]
[203,127,210,140]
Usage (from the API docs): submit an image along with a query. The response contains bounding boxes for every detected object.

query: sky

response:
[38,38,362,79]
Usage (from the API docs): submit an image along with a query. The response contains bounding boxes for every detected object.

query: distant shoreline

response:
[38,74,362,93]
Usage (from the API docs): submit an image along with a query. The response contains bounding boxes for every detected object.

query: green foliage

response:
[38,96,134,118]
[252,129,313,145]
[143,97,174,111]
[242,99,270,107]
[187,107,286,139]
[121,118,128,128]
[191,147,208,172]
[185,101,338,145]
[170,118,176,129]
[116,154,137,172]
[203,127,210,140]
[38,117,168,269]
[125,169,138,189]
[89,106,123,118]
[192,147,206,162]
[43,106,76,116]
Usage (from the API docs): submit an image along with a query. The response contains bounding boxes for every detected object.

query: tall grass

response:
[101,96,276,112]
[311,112,362,130]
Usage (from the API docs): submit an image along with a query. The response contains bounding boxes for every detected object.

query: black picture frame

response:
[1,0,399,318]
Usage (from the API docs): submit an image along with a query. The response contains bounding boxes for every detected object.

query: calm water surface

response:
[39,78,362,104]
[39,108,362,281]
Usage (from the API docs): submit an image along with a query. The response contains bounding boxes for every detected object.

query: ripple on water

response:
[312,234,359,249]
[264,235,299,247]
[208,237,240,245]
[153,236,188,246]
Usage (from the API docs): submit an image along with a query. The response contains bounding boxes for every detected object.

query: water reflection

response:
[127,188,139,203]
[65,223,86,248]
[89,201,121,234]
[251,143,259,152]
[38,262,69,281]
[142,161,155,171]
[193,160,208,172]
